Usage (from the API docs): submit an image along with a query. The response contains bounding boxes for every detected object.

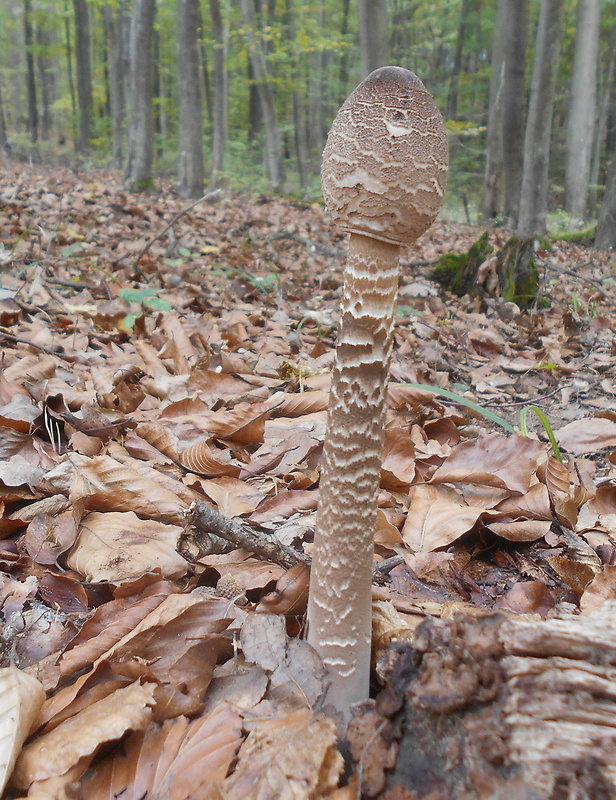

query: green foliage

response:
[119,287,172,330]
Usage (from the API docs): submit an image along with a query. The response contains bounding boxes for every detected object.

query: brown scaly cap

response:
[321,66,449,246]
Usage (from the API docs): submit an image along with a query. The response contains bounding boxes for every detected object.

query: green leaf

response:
[519,405,563,463]
[399,383,515,433]
[119,287,157,303]
[144,296,172,311]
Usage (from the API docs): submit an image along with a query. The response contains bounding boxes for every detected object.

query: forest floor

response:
[1,160,616,798]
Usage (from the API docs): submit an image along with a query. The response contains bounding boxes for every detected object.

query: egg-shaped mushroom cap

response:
[321,66,449,247]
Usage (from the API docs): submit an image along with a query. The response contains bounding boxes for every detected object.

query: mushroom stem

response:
[307,233,400,722]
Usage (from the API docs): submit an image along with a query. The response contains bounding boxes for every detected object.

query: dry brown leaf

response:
[220,714,342,800]
[487,519,552,542]
[556,417,616,455]
[402,484,487,552]
[68,454,195,523]
[179,440,242,478]
[0,667,45,795]
[12,681,156,789]
[580,566,616,613]
[66,510,187,582]
[429,433,545,493]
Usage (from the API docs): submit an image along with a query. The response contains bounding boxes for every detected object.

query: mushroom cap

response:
[321,66,449,247]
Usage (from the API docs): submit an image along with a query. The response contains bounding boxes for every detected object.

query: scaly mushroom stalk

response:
[307,66,448,727]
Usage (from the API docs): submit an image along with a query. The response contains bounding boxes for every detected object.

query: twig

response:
[184,500,311,570]
[182,500,390,585]
[130,188,221,276]
[537,257,606,295]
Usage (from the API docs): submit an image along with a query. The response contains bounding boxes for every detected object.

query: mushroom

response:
[307,66,448,727]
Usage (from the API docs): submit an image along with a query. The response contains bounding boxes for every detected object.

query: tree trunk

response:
[63,0,77,144]
[73,0,93,153]
[595,150,616,250]
[482,0,528,223]
[357,0,388,78]
[124,0,156,192]
[371,604,616,799]
[177,0,205,198]
[23,0,38,144]
[240,0,285,191]
[285,0,308,191]
[446,0,472,120]
[209,0,227,186]
[36,27,54,141]
[103,2,128,168]
[0,83,9,156]
[588,18,616,212]
[565,0,602,219]
[516,0,565,239]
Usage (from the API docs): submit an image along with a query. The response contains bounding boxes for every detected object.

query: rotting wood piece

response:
[368,602,616,799]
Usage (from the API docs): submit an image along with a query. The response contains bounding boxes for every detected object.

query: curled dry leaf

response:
[66,510,187,582]
[0,666,45,795]
[255,564,310,616]
[179,440,242,478]
[12,680,157,789]
[83,702,244,800]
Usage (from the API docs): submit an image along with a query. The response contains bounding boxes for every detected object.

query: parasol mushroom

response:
[307,66,449,728]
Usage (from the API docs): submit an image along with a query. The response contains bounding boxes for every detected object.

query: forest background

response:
[0,0,615,250]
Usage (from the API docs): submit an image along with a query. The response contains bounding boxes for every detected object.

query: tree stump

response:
[351,603,616,799]
[433,234,539,307]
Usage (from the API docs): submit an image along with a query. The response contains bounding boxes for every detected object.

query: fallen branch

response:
[183,500,311,571]
[182,500,391,585]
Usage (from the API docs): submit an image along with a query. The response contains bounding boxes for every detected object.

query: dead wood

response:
[363,602,616,799]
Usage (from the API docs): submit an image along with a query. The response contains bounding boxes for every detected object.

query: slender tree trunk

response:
[285,0,308,190]
[73,0,93,152]
[209,0,227,185]
[124,0,156,192]
[36,27,54,141]
[177,0,205,197]
[595,147,616,250]
[358,0,388,78]
[482,0,528,222]
[103,2,127,168]
[517,0,565,239]
[446,0,471,120]
[240,0,285,191]
[589,20,616,212]
[23,0,38,144]
[565,0,602,219]
[64,0,77,144]
[0,83,9,156]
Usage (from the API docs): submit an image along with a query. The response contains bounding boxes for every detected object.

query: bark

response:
[73,0,93,152]
[209,0,227,186]
[358,0,388,78]
[482,0,528,222]
[589,19,616,212]
[177,0,205,198]
[565,0,602,219]
[371,603,616,799]
[595,152,616,250]
[516,0,565,239]
[240,0,285,191]
[23,0,38,144]
[124,0,156,192]
[103,2,128,168]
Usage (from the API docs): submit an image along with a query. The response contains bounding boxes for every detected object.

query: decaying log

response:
[364,602,616,799]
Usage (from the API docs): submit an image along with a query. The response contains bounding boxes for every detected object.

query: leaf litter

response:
[0,161,616,797]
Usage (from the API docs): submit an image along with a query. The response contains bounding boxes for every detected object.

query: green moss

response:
[433,231,493,294]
